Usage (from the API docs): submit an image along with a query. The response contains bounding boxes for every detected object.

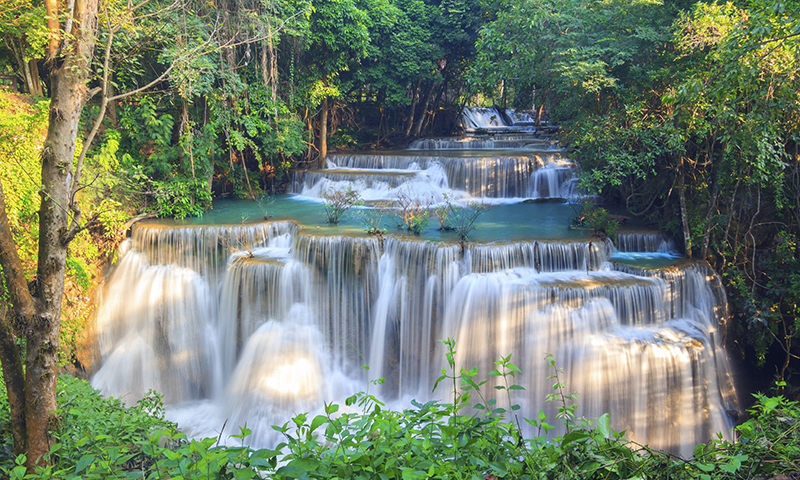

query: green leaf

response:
[562,430,590,445]
[310,414,328,432]
[720,456,742,473]
[695,463,715,472]
[596,413,610,439]
[538,410,548,421]
[401,467,426,480]
[75,454,95,474]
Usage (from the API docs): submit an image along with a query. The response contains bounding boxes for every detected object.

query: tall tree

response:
[0,0,99,467]
[305,0,369,165]
[0,0,214,467]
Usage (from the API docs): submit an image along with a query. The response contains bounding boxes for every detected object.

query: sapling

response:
[320,186,362,224]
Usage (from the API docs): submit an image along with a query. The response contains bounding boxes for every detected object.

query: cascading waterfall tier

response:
[615,232,678,253]
[408,135,556,150]
[291,152,578,201]
[92,223,737,457]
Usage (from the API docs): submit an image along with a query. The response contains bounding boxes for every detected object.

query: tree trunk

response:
[701,160,719,261]
[27,59,43,96]
[26,47,88,468]
[180,99,194,179]
[319,96,328,168]
[106,81,117,127]
[426,79,447,133]
[678,159,692,258]
[0,185,31,458]
[405,80,421,137]
[267,19,278,119]
[0,0,98,468]
[7,37,35,94]
[412,83,435,138]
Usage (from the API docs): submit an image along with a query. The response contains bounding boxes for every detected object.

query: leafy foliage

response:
[3,346,800,479]
[152,178,213,220]
[0,94,127,367]
[0,94,45,274]
[572,200,619,240]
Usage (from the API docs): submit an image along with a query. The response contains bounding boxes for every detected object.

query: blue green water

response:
[160,196,591,243]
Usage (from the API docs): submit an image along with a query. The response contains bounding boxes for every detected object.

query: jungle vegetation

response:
[0,0,798,473]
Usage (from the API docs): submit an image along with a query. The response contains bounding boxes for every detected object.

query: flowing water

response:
[91,113,738,457]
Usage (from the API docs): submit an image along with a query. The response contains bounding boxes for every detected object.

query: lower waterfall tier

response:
[91,223,738,458]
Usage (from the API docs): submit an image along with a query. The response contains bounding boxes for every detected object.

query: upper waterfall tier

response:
[408,135,557,150]
[290,151,579,201]
[614,232,678,253]
[457,106,541,132]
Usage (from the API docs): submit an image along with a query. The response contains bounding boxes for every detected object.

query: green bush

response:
[152,177,213,219]
[573,200,619,240]
[321,186,362,224]
[435,196,489,242]
[392,191,430,235]
[2,347,799,479]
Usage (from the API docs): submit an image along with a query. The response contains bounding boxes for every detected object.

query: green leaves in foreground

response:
[1,352,799,479]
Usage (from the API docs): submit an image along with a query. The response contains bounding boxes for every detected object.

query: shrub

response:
[393,191,430,235]
[446,200,489,242]
[355,208,387,236]
[2,347,798,479]
[321,186,362,224]
[152,177,213,219]
[574,199,619,240]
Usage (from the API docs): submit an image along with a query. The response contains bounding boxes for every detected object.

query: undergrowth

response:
[0,341,798,479]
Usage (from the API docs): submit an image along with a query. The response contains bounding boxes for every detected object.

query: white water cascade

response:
[291,130,577,202]
[91,125,738,458]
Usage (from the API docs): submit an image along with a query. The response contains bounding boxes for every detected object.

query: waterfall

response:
[92,224,737,457]
[291,153,578,201]
[460,107,510,130]
[91,113,737,457]
[615,232,678,253]
[408,135,556,150]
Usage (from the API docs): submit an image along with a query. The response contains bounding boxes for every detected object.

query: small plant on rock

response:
[393,190,430,235]
[447,200,489,242]
[257,193,276,220]
[356,208,388,236]
[433,194,489,245]
[321,186,362,224]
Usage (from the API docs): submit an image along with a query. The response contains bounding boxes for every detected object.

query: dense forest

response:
[0,0,799,475]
